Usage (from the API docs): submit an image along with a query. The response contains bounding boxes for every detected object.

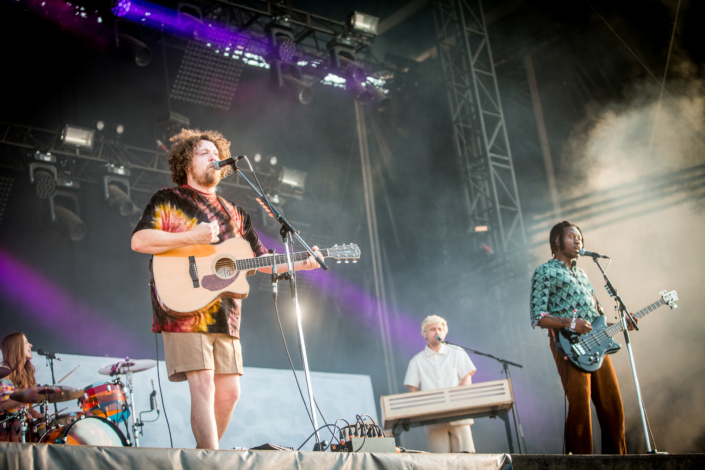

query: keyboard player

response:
[403,315,477,453]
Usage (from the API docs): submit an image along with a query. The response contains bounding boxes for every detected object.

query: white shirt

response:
[404,343,477,426]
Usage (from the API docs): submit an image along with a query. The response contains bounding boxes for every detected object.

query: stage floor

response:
[1,443,703,470]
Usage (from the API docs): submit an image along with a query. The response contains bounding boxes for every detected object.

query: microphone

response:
[436,335,447,344]
[211,155,245,170]
[579,249,610,259]
[150,379,159,413]
[37,349,61,361]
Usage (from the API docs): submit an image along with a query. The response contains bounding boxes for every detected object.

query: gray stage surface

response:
[0,443,510,470]
[32,353,377,449]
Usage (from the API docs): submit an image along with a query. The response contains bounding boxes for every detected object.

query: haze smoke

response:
[553,60,705,452]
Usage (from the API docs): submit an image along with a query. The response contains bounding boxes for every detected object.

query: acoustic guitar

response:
[152,237,360,317]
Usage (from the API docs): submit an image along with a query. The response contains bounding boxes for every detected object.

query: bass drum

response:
[39,416,127,446]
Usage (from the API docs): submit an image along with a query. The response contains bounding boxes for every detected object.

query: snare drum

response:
[39,416,126,446]
[80,381,130,424]
[52,411,85,427]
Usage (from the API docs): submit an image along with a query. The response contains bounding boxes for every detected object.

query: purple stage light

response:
[111,0,131,17]
[257,233,425,357]
[0,247,143,355]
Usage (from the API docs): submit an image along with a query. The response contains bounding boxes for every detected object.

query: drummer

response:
[1,332,43,441]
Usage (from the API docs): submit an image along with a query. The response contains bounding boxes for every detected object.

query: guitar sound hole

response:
[215,258,236,278]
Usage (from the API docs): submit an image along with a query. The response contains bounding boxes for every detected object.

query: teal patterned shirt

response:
[530,258,601,328]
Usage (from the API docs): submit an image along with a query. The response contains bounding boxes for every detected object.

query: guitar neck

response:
[605,298,666,338]
[235,249,329,271]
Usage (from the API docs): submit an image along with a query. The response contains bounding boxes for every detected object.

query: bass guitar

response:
[557,290,678,372]
[152,237,360,317]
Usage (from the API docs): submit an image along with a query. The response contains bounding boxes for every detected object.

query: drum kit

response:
[0,358,159,447]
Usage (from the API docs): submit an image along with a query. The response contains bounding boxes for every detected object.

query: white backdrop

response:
[28,352,377,449]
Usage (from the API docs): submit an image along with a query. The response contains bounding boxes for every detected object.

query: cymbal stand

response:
[125,370,140,447]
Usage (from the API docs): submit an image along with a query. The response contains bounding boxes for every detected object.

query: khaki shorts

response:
[162,332,243,382]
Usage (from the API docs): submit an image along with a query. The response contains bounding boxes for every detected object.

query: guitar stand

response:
[593,258,659,454]
[232,159,328,450]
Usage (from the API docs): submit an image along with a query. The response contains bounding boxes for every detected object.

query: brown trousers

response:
[550,337,627,454]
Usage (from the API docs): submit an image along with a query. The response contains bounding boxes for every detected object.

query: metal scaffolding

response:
[432,0,526,254]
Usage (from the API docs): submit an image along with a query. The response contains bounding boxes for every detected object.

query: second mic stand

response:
[442,339,526,454]
[233,160,328,450]
[592,258,657,454]
[45,355,58,415]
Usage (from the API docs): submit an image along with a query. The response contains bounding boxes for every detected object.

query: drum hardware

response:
[96,357,158,448]
[0,366,10,380]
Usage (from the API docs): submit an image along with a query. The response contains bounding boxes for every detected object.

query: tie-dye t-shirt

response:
[0,377,25,414]
[133,185,267,337]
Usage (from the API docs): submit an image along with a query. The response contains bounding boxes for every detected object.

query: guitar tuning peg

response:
[353,260,357,263]
[345,260,349,263]
[337,260,341,264]
[334,244,338,247]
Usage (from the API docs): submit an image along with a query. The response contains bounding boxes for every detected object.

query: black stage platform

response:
[1,443,702,470]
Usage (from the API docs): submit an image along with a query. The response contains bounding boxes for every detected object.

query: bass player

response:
[529,220,635,454]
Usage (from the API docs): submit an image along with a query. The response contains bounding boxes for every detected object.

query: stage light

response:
[269,156,278,166]
[328,35,357,72]
[279,167,307,193]
[107,164,130,176]
[29,163,57,200]
[103,176,136,217]
[61,125,95,149]
[34,151,56,163]
[266,18,313,105]
[95,120,105,131]
[115,124,125,135]
[347,12,379,36]
[49,191,86,242]
[117,34,152,67]
[253,153,262,163]
[110,0,131,18]
[475,225,489,232]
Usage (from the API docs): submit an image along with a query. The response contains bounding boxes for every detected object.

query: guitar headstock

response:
[328,244,361,264]
[659,290,678,309]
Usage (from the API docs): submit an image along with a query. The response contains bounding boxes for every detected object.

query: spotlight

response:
[270,62,313,104]
[95,120,105,131]
[327,35,356,72]
[103,176,136,217]
[61,125,95,149]
[34,151,56,163]
[253,153,262,163]
[117,34,152,67]
[347,11,379,36]
[115,124,125,135]
[110,0,132,18]
[269,156,278,166]
[266,17,313,105]
[29,163,58,200]
[279,167,307,193]
[345,65,389,112]
[49,191,86,242]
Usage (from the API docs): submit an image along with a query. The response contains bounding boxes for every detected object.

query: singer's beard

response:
[194,167,221,188]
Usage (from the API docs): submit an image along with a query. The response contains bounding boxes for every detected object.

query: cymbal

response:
[10,385,84,404]
[99,359,157,376]
[0,366,10,380]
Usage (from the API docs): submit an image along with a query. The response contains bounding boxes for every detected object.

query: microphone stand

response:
[441,339,526,454]
[44,354,58,415]
[229,158,328,450]
[592,258,657,454]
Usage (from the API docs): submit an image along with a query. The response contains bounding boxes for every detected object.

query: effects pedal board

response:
[329,437,397,453]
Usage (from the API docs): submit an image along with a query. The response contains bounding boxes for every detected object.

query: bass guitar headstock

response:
[329,244,361,264]
[660,290,678,309]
